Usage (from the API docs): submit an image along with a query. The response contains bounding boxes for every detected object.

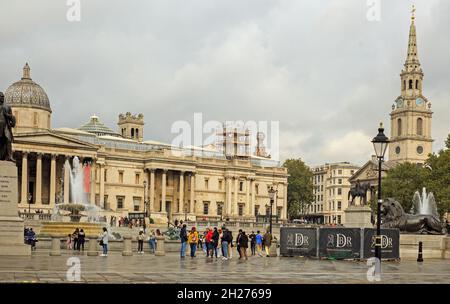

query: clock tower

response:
[389,6,433,163]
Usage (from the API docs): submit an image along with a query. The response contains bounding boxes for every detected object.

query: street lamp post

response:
[371,123,389,264]
[267,186,277,235]
[143,180,148,217]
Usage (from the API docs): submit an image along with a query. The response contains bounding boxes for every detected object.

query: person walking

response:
[148,230,156,254]
[78,229,86,251]
[180,224,188,258]
[137,230,145,254]
[255,230,263,256]
[249,231,256,256]
[205,228,213,258]
[100,227,109,256]
[236,229,243,259]
[238,231,249,260]
[221,228,232,260]
[263,229,272,257]
[228,230,234,259]
[212,227,219,258]
[188,227,199,258]
[72,228,79,252]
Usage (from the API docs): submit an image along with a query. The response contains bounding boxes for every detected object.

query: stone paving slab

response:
[0,251,449,284]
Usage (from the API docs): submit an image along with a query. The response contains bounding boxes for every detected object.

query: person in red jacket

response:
[205,228,214,258]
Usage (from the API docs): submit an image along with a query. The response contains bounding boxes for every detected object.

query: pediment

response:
[349,161,377,183]
[13,131,98,151]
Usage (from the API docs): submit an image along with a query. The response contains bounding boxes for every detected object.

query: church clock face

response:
[396,97,404,108]
[395,146,401,155]
[416,97,425,106]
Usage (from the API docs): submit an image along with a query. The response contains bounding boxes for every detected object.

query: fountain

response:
[40,157,105,238]
[411,187,439,217]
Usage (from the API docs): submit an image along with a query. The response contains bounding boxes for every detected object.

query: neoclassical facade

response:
[4,64,288,224]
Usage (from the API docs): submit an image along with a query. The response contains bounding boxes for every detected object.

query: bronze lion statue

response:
[381,198,445,234]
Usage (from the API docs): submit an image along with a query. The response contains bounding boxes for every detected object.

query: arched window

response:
[417,118,423,136]
[397,118,402,136]
[131,128,135,138]
[409,80,413,89]
[416,80,419,89]
[136,128,139,139]
[403,80,406,90]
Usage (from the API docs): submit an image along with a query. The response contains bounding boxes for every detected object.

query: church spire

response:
[405,5,420,70]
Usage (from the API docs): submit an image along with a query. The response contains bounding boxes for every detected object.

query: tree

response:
[445,134,450,149]
[382,162,429,212]
[283,158,314,219]
[424,146,450,217]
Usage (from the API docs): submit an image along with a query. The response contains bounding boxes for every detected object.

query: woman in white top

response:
[100,227,109,256]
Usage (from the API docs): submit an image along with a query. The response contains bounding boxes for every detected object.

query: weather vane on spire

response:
[411,4,416,22]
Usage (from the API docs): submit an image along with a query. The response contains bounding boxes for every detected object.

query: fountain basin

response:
[38,222,104,238]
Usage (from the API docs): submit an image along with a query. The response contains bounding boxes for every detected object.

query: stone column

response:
[250,178,256,217]
[87,237,99,256]
[122,236,133,256]
[233,177,238,216]
[99,164,105,208]
[90,159,96,204]
[189,173,195,214]
[179,171,184,213]
[155,235,165,256]
[49,154,56,205]
[20,152,28,204]
[149,169,155,212]
[35,153,42,205]
[161,169,167,212]
[246,178,250,215]
[64,156,70,204]
[49,237,61,256]
[225,176,231,215]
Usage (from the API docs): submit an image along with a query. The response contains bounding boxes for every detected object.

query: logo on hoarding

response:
[327,233,352,248]
[287,233,310,247]
[370,235,393,249]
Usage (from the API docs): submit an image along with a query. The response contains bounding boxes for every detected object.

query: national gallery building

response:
[3,64,288,224]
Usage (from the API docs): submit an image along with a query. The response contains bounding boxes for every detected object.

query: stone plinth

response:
[269,239,278,257]
[122,236,133,256]
[49,237,61,256]
[344,206,373,228]
[87,237,99,256]
[155,235,165,256]
[0,161,30,256]
[400,234,449,260]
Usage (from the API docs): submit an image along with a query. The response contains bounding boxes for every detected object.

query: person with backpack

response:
[238,231,249,260]
[77,229,86,251]
[263,229,272,257]
[188,227,199,258]
[180,224,188,258]
[212,227,220,258]
[255,230,263,256]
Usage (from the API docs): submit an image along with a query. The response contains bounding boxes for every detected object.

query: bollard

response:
[417,241,424,262]
[155,235,165,256]
[87,237,99,256]
[122,236,133,256]
[49,237,61,256]
[269,239,278,257]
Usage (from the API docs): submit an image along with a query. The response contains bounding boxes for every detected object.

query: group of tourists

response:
[66,228,86,251]
[117,217,144,228]
[179,224,273,260]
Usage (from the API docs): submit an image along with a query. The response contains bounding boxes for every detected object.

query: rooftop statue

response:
[0,92,16,162]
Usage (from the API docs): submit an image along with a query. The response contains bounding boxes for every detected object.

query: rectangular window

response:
[204,178,209,190]
[338,179,342,185]
[133,197,141,212]
[314,205,316,213]
[338,188,342,195]
[238,204,244,216]
[218,180,223,190]
[338,170,342,175]
[320,195,323,201]
[254,205,260,216]
[217,202,223,216]
[104,195,108,209]
[117,196,124,209]
[135,173,140,185]
[321,185,323,191]
[203,202,209,215]
[337,215,342,224]
[239,181,244,192]
[119,171,124,184]
[104,169,107,182]
[338,201,342,211]
[332,201,335,210]
[277,207,282,216]
[255,184,259,195]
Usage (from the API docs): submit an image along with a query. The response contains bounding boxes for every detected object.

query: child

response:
[137,230,144,254]
[66,234,72,250]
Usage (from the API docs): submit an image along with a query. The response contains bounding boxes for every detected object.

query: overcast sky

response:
[1,0,449,166]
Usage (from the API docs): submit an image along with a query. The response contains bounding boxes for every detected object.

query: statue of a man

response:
[0,92,16,162]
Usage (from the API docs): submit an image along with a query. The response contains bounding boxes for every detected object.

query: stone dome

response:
[79,115,121,137]
[4,63,51,112]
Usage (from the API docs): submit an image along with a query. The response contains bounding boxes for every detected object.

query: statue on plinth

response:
[348,180,371,206]
[0,92,16,162]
